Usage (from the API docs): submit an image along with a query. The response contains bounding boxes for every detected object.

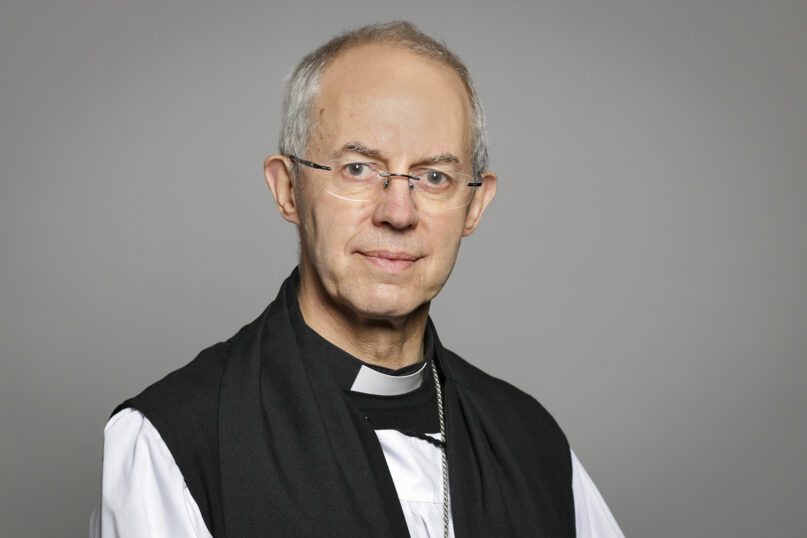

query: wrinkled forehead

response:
[310,45,474,165]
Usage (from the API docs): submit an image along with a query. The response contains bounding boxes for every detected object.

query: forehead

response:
[312,45,473,161]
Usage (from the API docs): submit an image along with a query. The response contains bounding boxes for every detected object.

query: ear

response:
[462,171,497,236]
[264,154,301,225]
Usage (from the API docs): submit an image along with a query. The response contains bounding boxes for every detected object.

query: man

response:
[90,21,624,537]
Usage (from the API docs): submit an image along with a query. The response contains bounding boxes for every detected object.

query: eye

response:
[424,170,450,186]
[342,162,375,180]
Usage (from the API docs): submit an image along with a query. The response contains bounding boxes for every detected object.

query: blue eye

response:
[341,162,377,181]
[425,171,448,185]
[347,163,367,176]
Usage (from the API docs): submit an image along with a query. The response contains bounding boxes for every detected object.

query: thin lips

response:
[360,250,420,261]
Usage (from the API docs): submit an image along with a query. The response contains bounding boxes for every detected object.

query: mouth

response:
[357,250,421,272]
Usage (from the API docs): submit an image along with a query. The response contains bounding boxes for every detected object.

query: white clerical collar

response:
[350,362,428,396]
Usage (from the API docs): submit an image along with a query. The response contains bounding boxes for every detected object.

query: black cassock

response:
[113,269,575,537]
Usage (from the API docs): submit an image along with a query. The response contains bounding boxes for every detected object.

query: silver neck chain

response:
[430,359,450,538]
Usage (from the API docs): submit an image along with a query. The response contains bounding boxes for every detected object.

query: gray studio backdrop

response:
[1,1,805,536]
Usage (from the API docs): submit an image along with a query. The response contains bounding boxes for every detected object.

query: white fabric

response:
[375,430,455,537]
[351,362,428,395]
[89,408,213,538]
[90,408,624,537]
[570,449,625,537]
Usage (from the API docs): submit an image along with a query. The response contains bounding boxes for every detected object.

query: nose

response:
[371,175,419,230]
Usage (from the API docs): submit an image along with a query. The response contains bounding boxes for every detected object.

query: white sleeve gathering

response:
[88,407,213,538]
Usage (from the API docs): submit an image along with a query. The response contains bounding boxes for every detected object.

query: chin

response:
[345,283,425,321]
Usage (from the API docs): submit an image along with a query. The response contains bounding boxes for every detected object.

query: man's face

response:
[279,45,495,321]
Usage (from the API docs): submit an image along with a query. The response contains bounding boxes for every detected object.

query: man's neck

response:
[296,267,429,371]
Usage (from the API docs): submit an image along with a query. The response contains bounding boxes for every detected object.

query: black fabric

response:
[113,268,575,537]
[113,341,229,534]
[348,380,439,433]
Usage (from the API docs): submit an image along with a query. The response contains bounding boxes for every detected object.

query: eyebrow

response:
[336,142,462,168]
[422,153,461,166]
[338,142,383,159]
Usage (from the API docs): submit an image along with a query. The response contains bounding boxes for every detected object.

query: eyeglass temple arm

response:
[287,155,332,171]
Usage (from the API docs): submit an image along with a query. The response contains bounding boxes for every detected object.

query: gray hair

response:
[278,21,489,180]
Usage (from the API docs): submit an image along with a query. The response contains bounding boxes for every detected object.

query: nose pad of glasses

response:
[382,173,417,191]
[383,179,416,190]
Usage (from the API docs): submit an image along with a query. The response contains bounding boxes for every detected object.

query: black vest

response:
[113,270,575,537]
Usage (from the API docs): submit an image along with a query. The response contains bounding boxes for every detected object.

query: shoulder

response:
[109,339,230,462]
[113,339,230,420]
[97,408,213,538]
[446,350,571,460]
[443,347,566,437]
[107,340,231,535]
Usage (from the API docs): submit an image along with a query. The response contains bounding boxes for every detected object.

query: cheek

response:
[431,239,461,281]
[421,215,466,279]
[306,195,367,264]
